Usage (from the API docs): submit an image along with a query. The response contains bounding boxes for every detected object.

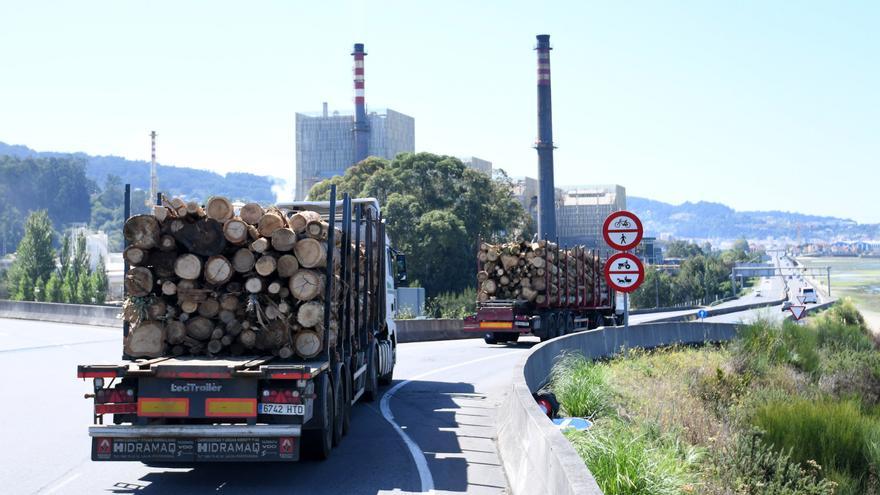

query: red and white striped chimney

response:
[352,43,369,164]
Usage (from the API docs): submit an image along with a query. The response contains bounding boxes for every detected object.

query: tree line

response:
[5,211,109,303]
[631,239,764,308]
[309,153,529,296]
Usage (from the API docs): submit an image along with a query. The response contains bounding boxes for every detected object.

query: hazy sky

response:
[1,1,877,222]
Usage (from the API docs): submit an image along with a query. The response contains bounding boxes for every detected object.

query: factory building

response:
[293,43,415,200]
[557,184,627,248]
[461,157,492,175]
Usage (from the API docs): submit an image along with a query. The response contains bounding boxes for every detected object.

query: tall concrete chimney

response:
[535,34,557,239]
[352,43,369,164]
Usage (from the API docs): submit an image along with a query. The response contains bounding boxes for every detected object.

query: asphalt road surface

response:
[0,319,535,495]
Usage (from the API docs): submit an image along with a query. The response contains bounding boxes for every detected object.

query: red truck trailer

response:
[464,242,618,344]
[77,188,403,462]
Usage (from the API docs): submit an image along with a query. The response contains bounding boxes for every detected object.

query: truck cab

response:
[799,286,818,304]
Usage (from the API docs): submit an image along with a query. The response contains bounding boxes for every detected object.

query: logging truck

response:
[464,240,617,344]
[77,189,405,462]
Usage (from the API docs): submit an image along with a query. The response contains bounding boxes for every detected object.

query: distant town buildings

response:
[294,105,414,200]
[461,157,492,175]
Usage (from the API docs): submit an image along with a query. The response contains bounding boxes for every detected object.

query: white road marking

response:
[41,472,81,494]
[380,351,518,493]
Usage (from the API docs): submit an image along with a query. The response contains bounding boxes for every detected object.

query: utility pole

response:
[827,266,831,297]
[147,131,158,207]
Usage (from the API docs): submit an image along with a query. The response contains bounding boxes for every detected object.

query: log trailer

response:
[464,243,618,344]
[77,188,403,462]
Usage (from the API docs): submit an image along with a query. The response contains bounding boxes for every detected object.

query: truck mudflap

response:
[89,425,301,462]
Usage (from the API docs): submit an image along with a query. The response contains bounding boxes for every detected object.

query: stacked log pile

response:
[476,241,601,305]
[122,196,355,359]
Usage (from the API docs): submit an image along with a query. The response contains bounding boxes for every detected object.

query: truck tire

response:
[303,374,333,460]
[332,373,344,447]
[379,342,395,385]
[363,346,380,402]
[484,332,498,345]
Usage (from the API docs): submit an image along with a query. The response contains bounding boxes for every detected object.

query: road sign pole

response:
[827,267,831,297]
[624,292,629,330]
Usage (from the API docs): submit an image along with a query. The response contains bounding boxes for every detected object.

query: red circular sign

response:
[602,211,643,251]
[604,252,645,293]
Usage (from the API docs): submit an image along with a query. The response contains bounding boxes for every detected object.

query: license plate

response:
[258,403,305,416]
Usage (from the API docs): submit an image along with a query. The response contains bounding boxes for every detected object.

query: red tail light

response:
[96,387,135,404]
[262,389,302,404]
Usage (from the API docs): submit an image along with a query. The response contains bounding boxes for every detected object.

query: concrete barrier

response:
[394,318,479,343]
[496,321,741,495]
[0,300,477,345]
[0,300,121,327]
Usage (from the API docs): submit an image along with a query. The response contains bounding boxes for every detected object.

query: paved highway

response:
[0,318,536,495]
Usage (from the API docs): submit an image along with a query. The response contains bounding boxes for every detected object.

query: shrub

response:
[733,319,820,375]
[713,429,835,494]
[566,421,699,495]
[551,353,612,418]
[426,287,475,319]
[752,398,879,493]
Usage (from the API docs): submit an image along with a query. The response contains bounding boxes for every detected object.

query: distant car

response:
[755,289,762,297]
[781,301,793,312]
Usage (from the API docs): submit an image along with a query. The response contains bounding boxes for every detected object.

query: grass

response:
[551,353,612,418]
[752,398,879,492]
[566,421,700,495]
[550,300,880,494]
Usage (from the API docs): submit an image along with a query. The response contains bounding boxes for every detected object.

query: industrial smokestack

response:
[352,43,369,164]
[535,34,557,239]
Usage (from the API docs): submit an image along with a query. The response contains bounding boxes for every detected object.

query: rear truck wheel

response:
[484,332,498,345]
[378,341,395,385]
[363,345,380,402]
[303,374,333,460]
[332,373,344,447]
[542,314,558,341]
[566,313,575,334]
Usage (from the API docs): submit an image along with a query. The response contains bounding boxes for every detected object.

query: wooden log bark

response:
[124,321,166,358]
[161,280,177,296]
[289,270,324,301]
[294,330,322,358]
[204,255,233,285]
[146,299,167,320]
[257,210,286,237]
[232,248,255,273]
[245,276,265,294]
[255,255,277,276]
[124,215,161,249]
[124,246,146,266]
[174,254,202,280]
[239,203,264,225]
[290,210,322,234]
[186,201,205,218]
[153,205,171,223]
[250,237,270,254]
[306,220,329,239]
[158,234,176,252]
[198,298,220,318]
[294,238,327,268]
[223,218,249,245]
[166,320,186,345]
[173,218,226,256]
[296,301,323,328]
[185,316,214,340]
[271,228,297,252]
[125,267,154,297]
[206,196,234,221]
[277,254,299,278]
[219,293,239,311]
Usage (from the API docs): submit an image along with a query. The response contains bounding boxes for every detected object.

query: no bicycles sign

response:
[602,211,643,251]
